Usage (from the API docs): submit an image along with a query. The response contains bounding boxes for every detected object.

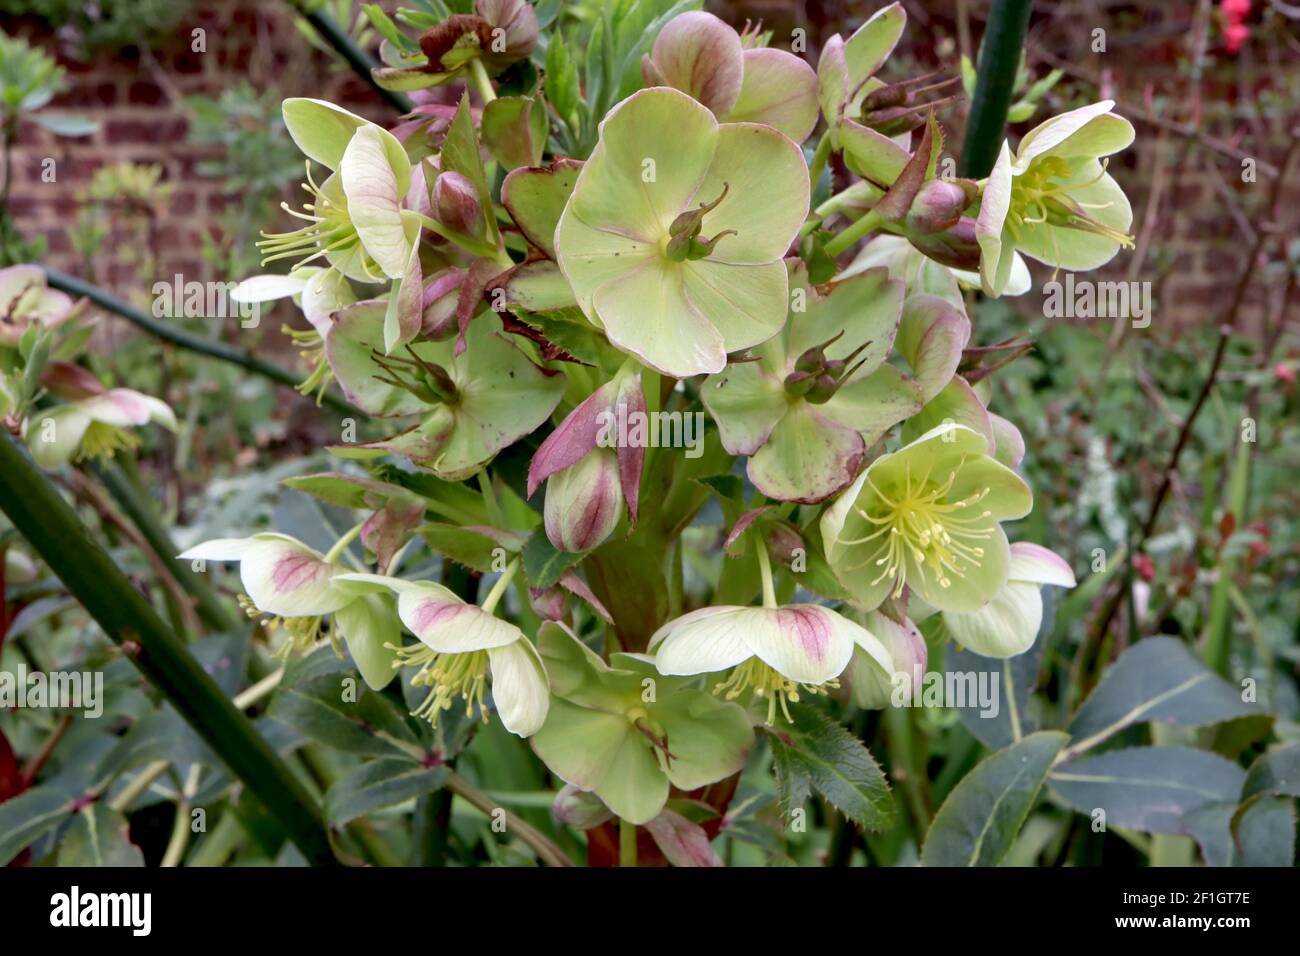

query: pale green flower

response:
[28,388,176,468]
[554,87,809,377]
[977,101,1135,297]
[821,423,1032,613]
[942,542,1076,657]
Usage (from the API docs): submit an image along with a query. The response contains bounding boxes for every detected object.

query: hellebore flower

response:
[527,365,645,553]
[838,609,927,709]
[821,422,1032,613]
[27,387,176,468]
[977,101,1135,297]
[554,86,809,377]
[339,566,549,737]
[641,11,819,143]
[177,534,400,690]
[531,621,754,824]
[817,2,907,139]
[231,266,357,336]
[257,99,425,350]
[325,304,566,480]
[701,262,923,502]
[940,542,1076,657]
[0,265,75,347]
[373,0,538,91]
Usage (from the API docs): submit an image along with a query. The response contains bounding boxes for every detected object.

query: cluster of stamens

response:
[389,642,489,725]
[713,657,837,725]
[76,421,140,463]
[255,162,384,281]
[240,593,330,658]
[282,324,333,405]
[839,460,995,597]
[1006,156,1135,258]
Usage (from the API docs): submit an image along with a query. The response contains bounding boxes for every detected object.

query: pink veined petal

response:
[744,605,855,685]
[1008,542,1076,588]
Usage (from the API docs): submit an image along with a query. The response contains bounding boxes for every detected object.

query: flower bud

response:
[552,783,613,830]
[845,612,928,710]
[528,585,568,622]
[433,171,485,240]
[905,178,976,234]
[907,215,982,271]
[544,448,624,553]
[640,11,744,116]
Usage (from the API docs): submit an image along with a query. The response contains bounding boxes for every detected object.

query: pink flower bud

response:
[906,179,976,234]
[433,171,485,240]
[847,613,928,710]
[543,448,624,553]
[907,215,982,271]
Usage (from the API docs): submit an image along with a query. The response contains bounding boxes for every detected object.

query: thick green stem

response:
[807,130,833,191]
[823,210,884,259]
[43,267,362,417]
[958,0,1033,178]
[619,816,637,867]
[291,1,413,113]
[0,433,338,866]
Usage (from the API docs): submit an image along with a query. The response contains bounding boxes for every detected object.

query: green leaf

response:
[1242,741,1300,799]
[921,731,1067,866]
[1233,796,1295,867]
[269,674,425,759]
[31,113,99,137]
[55,804,144,866]
[419,522,526,573]
[946,627,1044,750]
[0,784,77,865]
[544,32,580,131]
[440,94,498,245]
[522,526,584,589]
[1049,746,1246,835]
[326,758,449,825]
[765,703,894,831]
[1066,637,1256,755]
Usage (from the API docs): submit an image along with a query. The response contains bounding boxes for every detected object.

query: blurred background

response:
[1,0,1297,751]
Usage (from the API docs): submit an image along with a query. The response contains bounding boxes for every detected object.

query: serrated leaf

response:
[326,757,448,825]
[921,731,1067,866]
[766,704,894,831]
[1049,746,1246,835]
[419,522,526,572]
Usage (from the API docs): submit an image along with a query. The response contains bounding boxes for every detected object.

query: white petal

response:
[241,536,350,617]
[1008,542,1076,588]
[487,639,550,737]
[651,606,755,676]
[176,537,256,562]
[742,606,856,685]
[396,584,524,652]
[943,581,1042,658]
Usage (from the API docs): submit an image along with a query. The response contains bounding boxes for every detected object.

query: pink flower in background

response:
[1220,0,1251,54]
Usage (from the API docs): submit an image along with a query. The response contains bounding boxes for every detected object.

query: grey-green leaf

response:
[1232,796,1295,867]
[326,758,449,825]
[0,784,77,865]
[921,731,1067,866]
[1049,746,1246,835]
[1067,638,1255,752]
[269,675,423,759]
[56,804,145,866]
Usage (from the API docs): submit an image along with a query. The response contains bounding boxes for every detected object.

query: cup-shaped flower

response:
[976,101,1135,297]
[0,265,75,347]
[649,603,893,725]
[338,572,549,738]
[821,423,1032,613]
[325,305,566,480]
[838,610,927,709]
[177,536,400,690]
[554,87,809,377]
[28,388,176,468]
[941,543,1075,657]
[641,12,818,143]
[702,263,923,502]
[531,622,754,824]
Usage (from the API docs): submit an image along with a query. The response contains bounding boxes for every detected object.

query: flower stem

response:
[823,209,884,258]
[324,519,366,564]
[469,57,497,104]
[756,539,778,609]
[957,0,1034,178]
[619,817,637,867]
[481,559,520,615]
[807,129,833,190]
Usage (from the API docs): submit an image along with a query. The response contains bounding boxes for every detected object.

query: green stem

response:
[807,130,833,191]
[291,1,413,113]
[481,559,519,615]
[0,433,338,866]
[43,267,362,417]
[958,0,1034,178]
[619,816,637,867]
[324,519,365,563]
[822,210,884,258]
[468,57,497,104]
[756,538,778,609]
[446,771,573,866]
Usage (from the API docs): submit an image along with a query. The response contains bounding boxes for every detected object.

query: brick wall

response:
[5,0,1298,332]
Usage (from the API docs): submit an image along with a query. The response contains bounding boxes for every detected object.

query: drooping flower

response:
[177,534,400,690]
[641,11,819,143]
[941,542,1076,657]
[650,602,894,725]
[976,101,1135,297]
[339,568,550,738]
[0,265,75,347]
[701,262,923,502]
[838,609,927,709]
[531,621,753,824]
[372,0,539,91]
[27,387,176,468]
[554,86,809,377]
[820,422,1032,613]
[257,99,425,350]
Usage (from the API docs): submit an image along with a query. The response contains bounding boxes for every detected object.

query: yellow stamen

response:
[389,642,490,725]
[713,657,837,725]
